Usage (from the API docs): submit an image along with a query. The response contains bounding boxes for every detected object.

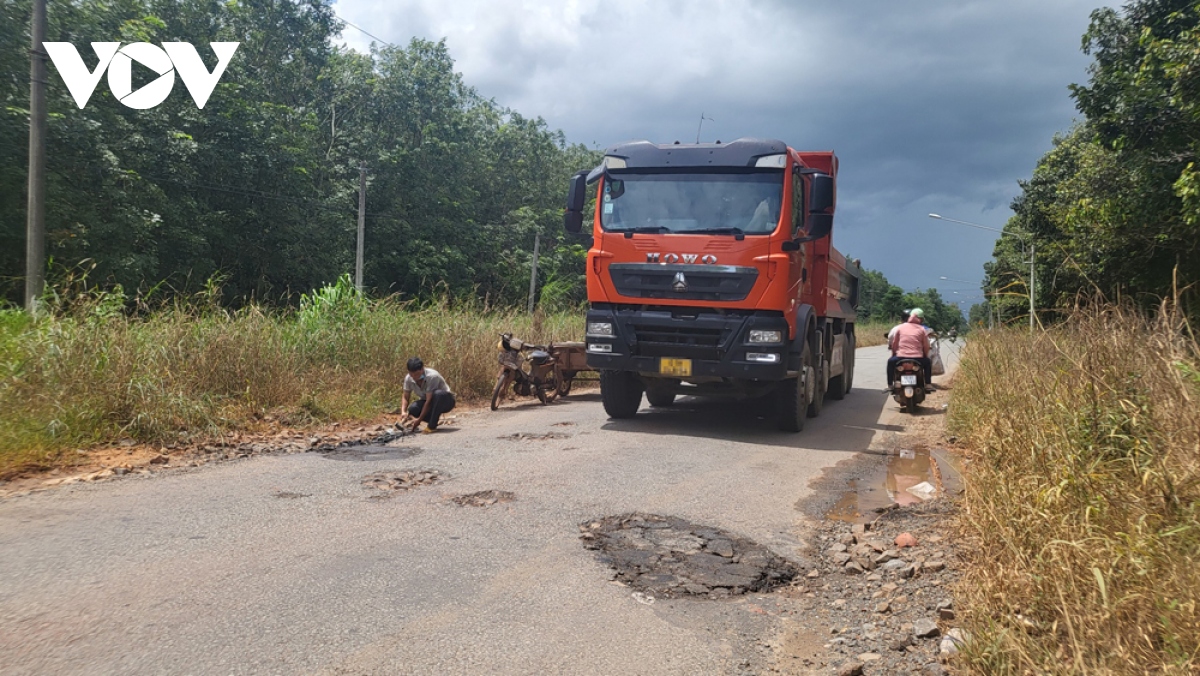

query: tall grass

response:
[0,278,582,478]
[948,303,1200,674]
[855,320,892,348]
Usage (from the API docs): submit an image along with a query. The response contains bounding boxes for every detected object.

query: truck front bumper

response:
[583,307,791,381]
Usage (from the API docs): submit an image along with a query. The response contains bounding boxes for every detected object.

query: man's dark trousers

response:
[408,391,456,428]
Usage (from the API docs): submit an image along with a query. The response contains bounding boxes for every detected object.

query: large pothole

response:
[580,513,799,599]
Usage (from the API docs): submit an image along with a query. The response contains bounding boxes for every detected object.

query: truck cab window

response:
[600,172,784,235]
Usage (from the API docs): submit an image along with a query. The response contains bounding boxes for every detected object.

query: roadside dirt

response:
[0,386,599,498]
[770,383,969,676]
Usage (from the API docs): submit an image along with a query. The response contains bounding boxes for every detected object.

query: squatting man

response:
[401,357,456,433]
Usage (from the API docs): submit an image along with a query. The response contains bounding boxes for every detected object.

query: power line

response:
[333,11,395,48]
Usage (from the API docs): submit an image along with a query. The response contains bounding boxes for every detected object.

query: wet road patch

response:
[580,513,798,599]
[362,469,444,493]
[320,445,422,462]
[450,490,516,507]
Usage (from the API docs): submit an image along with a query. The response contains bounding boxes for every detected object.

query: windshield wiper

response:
[678,227,746,239]
[614,226,671,237]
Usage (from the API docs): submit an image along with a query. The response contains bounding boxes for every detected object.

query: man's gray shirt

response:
[403,368,453,399]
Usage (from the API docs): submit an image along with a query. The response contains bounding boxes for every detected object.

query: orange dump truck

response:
[563,138,860,431]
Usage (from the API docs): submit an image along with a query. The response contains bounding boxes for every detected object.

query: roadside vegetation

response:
[0,277,582,479]
[948,303,1199,674]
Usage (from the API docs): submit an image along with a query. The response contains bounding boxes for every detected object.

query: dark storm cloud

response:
[336,0,1109,298]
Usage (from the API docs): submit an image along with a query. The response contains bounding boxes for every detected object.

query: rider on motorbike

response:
[887,313,932,393]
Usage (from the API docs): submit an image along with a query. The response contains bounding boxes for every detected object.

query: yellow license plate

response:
[659,358,692,377]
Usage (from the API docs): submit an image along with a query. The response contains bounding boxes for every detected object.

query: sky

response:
[334,0,1113,307]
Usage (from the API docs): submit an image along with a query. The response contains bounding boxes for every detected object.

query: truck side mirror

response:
[805,173,834,240]
[806,213,832,240]
[563,171,588,234]
[809,174,834,213]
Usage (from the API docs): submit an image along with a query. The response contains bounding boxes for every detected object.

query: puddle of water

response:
[823,447,963,523]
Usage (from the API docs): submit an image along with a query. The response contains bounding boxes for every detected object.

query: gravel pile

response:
[784,499,967,675]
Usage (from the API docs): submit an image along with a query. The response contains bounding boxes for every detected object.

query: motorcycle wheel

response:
[491,369,513,411]
[540,371,559,404]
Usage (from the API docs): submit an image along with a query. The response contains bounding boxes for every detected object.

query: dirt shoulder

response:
[771,383,968,676]
[0,387,598,499]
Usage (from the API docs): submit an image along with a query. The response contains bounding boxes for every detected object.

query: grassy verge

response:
[948,305,1199,674]
[0,284,582,478]
[855,320,892,348]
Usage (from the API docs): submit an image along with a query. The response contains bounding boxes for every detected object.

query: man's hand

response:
[409,418,422,432]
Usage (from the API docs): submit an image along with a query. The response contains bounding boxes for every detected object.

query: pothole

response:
[273,491,309,499]
[499,432,568,442]
[362,469,444,492]
[320,445,422,462]
[580,513,799,599]
[822,446,964,523]
[451,490,516,507]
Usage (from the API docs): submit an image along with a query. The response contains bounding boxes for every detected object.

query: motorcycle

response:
[490,333,562,410]
[892,358,927,414]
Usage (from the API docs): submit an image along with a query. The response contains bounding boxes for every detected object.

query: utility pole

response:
[25,0,47,311]
[527,233,540,314]
[355,162,366,292]
[1028,241,1036,330]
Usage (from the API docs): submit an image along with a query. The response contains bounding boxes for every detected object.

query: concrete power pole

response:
[25,0,47,311]
[527,233,540,314]
[355,163,366,292]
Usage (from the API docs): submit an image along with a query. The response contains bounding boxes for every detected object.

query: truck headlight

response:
[746,352,780,363]
[748,330,783,344]
[587,322,614,337]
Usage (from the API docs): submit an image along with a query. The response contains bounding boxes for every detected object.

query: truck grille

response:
[609,264,758,302]
[628,321,730,360]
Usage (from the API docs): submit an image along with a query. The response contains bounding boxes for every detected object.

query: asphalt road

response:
[0,342,961,675]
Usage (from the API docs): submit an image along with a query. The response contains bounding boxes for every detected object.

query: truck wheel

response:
[828,335,853,400]
[776,344,812,432]
[600,370,643,419]
[646,387,676,407]
[807,353,827,418]
[844,332,856,393]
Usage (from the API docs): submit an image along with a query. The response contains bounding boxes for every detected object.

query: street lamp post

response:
[929,214,1035,331]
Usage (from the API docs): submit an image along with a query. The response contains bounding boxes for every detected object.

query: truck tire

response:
[807,337,827,418]
[646,388,676,407]
[776,343,813,432]
[844,331,856,393]
[827,333,853,400]
[600,370,643,419]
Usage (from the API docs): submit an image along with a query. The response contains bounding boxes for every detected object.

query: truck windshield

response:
[600,172,783,235]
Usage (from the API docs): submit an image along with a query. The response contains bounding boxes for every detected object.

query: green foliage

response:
[298,273,365,328]
[990,1,1200,323]
[1,0,600,308]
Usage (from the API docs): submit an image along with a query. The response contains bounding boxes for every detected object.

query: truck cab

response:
[564,138,859,432]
